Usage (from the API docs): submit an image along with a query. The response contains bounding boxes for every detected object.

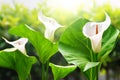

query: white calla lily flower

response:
[38,11,62,42]
[83,13,111,53]
[3,37,28,54]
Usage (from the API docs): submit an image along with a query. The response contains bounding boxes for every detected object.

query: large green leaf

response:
[49,63,76,80]
[59,18,119,80]
[98,25,119,60]
[0,49,36,80]
[9,24,58,63]
[59,18,91,70]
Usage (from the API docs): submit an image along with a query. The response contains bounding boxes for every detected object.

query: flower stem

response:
[89,53,99,80]
[41,60,49,80]
[28,74,32,80]
[45,60,49,80]
[42,63,45,80]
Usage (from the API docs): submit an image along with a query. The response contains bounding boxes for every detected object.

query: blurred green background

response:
[0,0,120,80]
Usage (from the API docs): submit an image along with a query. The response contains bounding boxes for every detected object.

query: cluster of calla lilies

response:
[0,11,119,80]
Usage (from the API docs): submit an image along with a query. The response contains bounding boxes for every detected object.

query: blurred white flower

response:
[38,11,62,42]
[3,37,28,54]
[83,13,111,53]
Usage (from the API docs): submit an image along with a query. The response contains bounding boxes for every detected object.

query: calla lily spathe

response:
[38,11,62,42]
[83,13,111,53]
[3,37,28,54]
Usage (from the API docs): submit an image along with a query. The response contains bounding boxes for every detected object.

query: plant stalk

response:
[89,53,99,80]
[42,63,45,80]
[41,60,49,80]
[28,74,32,80]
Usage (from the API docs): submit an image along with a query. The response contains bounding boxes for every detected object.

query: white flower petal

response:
[90,32,102,53]
[2,37,28,54]
[38,11,62,41]
[101,13,111,31]
[45,28,54,41]
[83,13,111,53]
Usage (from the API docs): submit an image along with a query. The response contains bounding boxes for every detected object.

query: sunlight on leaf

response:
[0,49,36,80]
[83,62,99,72]
[49,63,76,80]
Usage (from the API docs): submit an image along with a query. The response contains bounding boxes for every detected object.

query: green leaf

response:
[83,62,99,72]
[58,17,119,80]
[0,49,36,80]
[98,25,119,60]
[9,24,58,63]
[49,63,76,80]
[59,18,91,70]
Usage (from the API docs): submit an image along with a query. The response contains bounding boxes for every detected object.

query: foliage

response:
[49,63,76,80]
[0,49,36,80]
[59,18,119,80]
[0,1,120,80]
[9,24,58,64]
